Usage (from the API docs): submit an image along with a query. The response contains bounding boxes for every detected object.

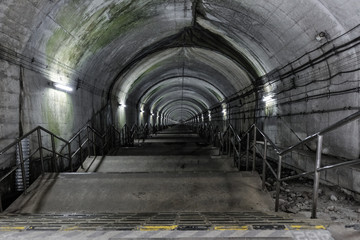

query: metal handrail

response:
[197,110,360,219]
[0,122,125,211]
[279,111,360,155]
[0,119,157,212]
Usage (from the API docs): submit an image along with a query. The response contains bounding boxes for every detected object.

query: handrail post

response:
[0,193,2,212]
[37,128,45,174]
[78,134,84,169]
[262,139,267,190]
[252,126,257,172]
[124,126,127,146]
[275,155,282,212]
[228,132,231,156]
[86,127,91,156]
[68,143,73,172]
[101,136,105,156]
[92,131,96,156]
[121,127,124,146]
[311,135,323,219]
[111,127,115,149]
[17,142,27,194]
[51,135,57,172]
[238,140,241,171]
[233,136,236,167]
[232,134,236,160]
[246,132,250,171]
[119,127,122,146]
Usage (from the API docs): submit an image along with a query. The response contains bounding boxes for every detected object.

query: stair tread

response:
[5,171,273,214]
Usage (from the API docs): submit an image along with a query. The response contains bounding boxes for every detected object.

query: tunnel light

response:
[53,83,73,92]
[119,103,127,108]
[263,95,275,103]
[140,110,144,113]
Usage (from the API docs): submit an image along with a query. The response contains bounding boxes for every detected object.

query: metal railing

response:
[0,120,163,212]
[195,110,360,219]
[196,123,221,148]
[0,121,156,212]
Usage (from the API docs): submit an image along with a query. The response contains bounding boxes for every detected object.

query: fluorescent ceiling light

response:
[54,83,73,92]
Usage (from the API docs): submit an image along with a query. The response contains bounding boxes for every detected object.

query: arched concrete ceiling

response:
[164,104,199,122]
[159,95,206,112]
[145,88,213,112]
[1,0,358,122]
[153,95,207,117]
[139,77,225,111]
[113,47,252,102]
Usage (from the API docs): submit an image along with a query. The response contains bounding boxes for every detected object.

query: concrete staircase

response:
[0,125,333,239]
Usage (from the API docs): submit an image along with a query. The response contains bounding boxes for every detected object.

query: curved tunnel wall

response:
[0,0,359,189]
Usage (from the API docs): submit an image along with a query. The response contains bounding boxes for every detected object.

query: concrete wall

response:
[259,32,360,160]
[0,59,20,170]
[252,28,360,195]
[263,147,360,196]
[0,59,104,170]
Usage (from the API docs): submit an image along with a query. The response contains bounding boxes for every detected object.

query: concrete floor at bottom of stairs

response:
[5,171,273,214]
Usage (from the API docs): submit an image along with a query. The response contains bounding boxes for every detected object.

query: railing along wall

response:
[0,122,158,212]
[194,111,360,219]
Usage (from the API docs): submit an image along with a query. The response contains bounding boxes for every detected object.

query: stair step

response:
[79,155,237,173]
[0,212,332,239]
[0,212,317,228]
[5,172,273,214]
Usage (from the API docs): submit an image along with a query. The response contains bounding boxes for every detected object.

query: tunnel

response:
[0,1,360,239]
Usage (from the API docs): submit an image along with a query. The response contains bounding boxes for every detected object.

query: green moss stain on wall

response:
[90,2,150,52]
[207,87,223,101]
[55,0,89,32]
[144,85,162,103]
[46,28,69,61]
[129,62,163,92]
[42,90,74,139]
[46,0,154,67]
[43,105,60,136]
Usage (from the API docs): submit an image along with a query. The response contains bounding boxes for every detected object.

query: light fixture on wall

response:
[119,103,127,108]
[140,110,144,113]
[49,82,73,92]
